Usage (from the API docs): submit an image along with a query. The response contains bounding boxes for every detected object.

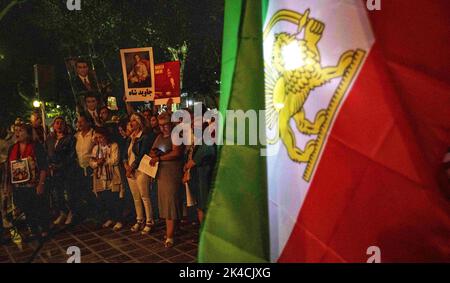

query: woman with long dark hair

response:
[150,114,161,136]
[6,123,50,240]
[117,119,134,220]
[183,120,216,227]
[46,117,77,226]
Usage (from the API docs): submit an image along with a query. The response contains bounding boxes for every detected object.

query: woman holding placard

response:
[6,123,50,240]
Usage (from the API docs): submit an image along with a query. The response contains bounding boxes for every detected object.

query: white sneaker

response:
[53,212,67,225]
[112,222,123,231]
[2,217,12,229]
[64,211,73,225]
[102,220,114,228]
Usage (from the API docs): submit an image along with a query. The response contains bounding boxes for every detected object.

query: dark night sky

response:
[0,0,224,127]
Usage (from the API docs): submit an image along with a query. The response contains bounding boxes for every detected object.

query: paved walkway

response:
[0,220,198,263]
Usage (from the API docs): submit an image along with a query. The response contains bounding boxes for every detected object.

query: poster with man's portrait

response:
[120,47,155,102]
[65,57,101,112]
[65,57,100,94]
[154,61,181,105]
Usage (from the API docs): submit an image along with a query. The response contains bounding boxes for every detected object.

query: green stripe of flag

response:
[198,0,270,263]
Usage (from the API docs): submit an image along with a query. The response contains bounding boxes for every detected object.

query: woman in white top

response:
[90,127,124,231]
[123,113,156,234]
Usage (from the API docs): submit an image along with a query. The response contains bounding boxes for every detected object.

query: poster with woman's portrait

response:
[120,47,155,102]
[154,61,181,105]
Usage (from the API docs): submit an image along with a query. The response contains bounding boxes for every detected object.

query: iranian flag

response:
[199,0,450,263]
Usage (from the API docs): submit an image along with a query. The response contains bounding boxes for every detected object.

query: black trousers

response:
[76,167,100,220]
[51,167,99,220]
[97,190,121,223]
[51,173,77,214]
[13,187,50,234]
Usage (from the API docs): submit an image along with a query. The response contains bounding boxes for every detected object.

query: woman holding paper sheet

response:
[149,112,184,248]
[123,113,156,235]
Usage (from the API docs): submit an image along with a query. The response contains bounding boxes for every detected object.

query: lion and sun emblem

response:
[264,9,366,181]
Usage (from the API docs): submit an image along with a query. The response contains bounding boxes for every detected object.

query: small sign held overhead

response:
[120,47,155,102]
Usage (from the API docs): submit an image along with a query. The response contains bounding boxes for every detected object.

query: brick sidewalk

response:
[0,220,198,263]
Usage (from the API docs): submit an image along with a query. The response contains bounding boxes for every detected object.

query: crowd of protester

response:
[0,93,216,248]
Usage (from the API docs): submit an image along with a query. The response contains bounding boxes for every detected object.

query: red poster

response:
[154,61,181,105]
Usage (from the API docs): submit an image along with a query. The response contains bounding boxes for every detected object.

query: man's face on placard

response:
[85,96,98,111]
[76,62,89,77]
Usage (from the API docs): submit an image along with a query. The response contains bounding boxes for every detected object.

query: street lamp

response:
[33,100,41,108]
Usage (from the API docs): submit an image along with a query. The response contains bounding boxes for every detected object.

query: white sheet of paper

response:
[138,154,158,178]
[185,182,196,207]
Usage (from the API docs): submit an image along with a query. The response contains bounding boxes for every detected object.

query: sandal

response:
[131,220,144,232]
[141,223,153,235]
[164,238,174,248]
[102,220,114,228]
[113,222,123,231]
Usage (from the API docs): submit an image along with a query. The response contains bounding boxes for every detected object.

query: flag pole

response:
[33,64,47,142]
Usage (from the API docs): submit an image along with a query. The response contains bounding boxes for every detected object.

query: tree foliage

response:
[0,0,224,127]
[31,0,224,94]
